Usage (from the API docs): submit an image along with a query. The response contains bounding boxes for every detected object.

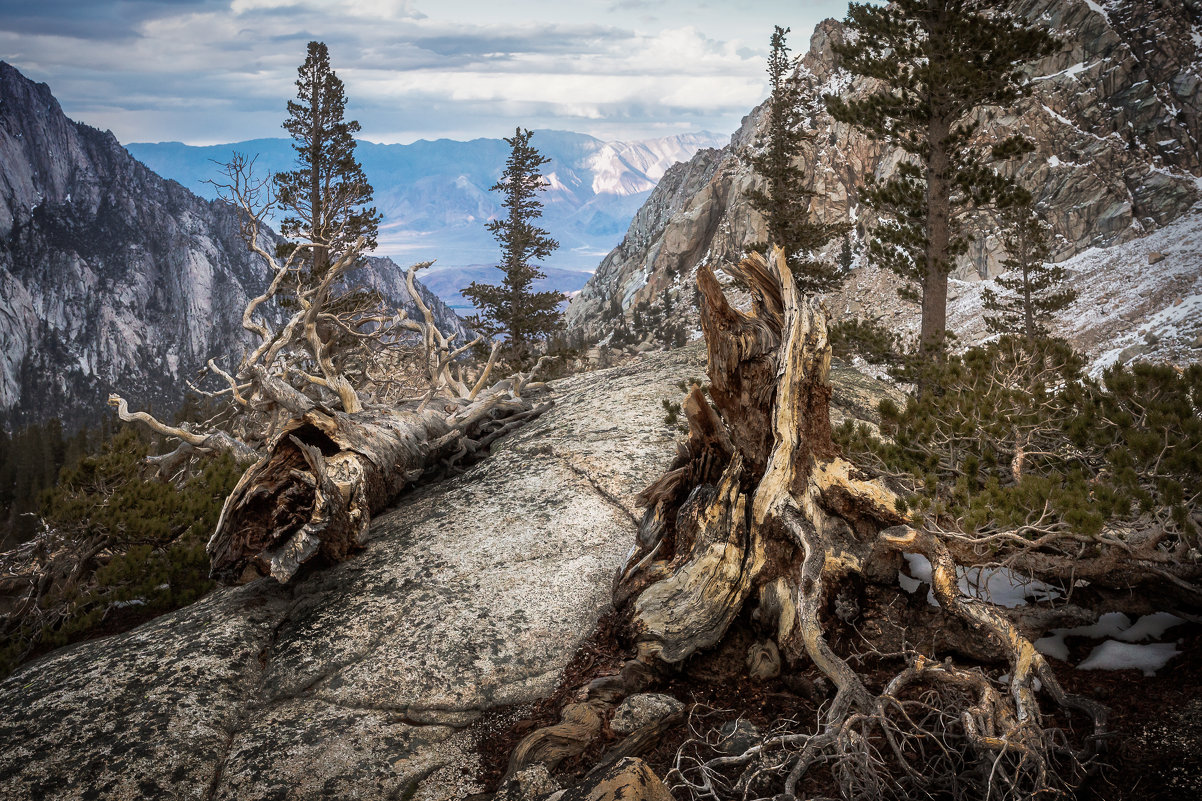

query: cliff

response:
[0,62,466,432]
[567,0,1202,365]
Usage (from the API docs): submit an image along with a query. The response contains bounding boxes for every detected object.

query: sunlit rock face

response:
[568,0,1202,355]
[0,62,466,432]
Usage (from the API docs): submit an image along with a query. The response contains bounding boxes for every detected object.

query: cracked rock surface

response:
[0,345,894,800]
[0,348,705,801]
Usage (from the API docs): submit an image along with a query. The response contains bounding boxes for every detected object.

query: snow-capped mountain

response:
[126,130,726,275]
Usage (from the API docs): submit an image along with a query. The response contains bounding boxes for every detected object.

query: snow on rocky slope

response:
[948,202,1202,370]
[828,201,1202,370]
[568,0,1202,359]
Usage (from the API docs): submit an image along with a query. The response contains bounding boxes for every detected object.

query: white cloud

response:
[0,0,851,144]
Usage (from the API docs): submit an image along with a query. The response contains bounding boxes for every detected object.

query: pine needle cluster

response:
[836,337,1201,544]
[1,427,241,679]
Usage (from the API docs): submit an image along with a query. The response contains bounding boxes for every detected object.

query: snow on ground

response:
[899,560,1186,676]
[946,203,1202,372]
[832,204,1202,372]
[1077,641,1180,676]
[899,553,1060,608]
[1037,611,1186,677]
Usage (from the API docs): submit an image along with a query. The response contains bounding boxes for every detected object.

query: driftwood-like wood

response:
[210,383,550,584]
[107,156,560,586]
[510,248,1113,800]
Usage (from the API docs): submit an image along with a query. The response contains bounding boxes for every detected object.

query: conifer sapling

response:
[748,25,848,293]
[982,200,1077,343]
[461,128,566,367]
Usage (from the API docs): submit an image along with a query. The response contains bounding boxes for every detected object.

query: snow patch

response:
[1082,0,1110,21]
[1077,641,1179,676]
[1035,612,1185,674]
[898,554,1059,608]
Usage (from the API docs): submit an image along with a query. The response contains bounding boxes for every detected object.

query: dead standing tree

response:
[508,247,1134,800]
[110,156,549,585]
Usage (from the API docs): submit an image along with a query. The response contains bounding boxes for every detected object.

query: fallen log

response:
[209,383,551,584]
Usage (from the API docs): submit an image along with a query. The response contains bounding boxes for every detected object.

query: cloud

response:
[0,0,222,39]
[0,0,850,144]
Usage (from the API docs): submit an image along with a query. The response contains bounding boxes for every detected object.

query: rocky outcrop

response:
[0,345,895,801]
[0,62,466,432]
[567,0,1202,350]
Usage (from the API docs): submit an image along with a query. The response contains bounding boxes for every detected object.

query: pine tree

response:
[748,26,848,292]
[827,1,1058,353]
[982,201,1076,343]
[839,234,854,273]
[274,41,381,284]
[461,128,565,367]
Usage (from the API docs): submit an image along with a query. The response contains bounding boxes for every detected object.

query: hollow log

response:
[209,390,550,584]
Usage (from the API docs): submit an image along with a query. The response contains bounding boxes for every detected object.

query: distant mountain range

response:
[125,130,727,281]
[416,265,594,317]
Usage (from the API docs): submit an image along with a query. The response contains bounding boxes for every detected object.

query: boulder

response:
[497,764,559,801]
[608,694,684,737]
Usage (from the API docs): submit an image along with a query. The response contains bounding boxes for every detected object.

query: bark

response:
[209,389,551,584]
[509,248,1113,799]
[921,116,951,353]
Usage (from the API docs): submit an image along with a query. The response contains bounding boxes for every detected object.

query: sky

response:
[0,0,851,146]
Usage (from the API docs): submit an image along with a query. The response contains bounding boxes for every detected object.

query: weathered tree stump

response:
[509,248,1109,800]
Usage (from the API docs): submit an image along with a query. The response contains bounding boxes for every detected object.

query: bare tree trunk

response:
[921,117,951,354]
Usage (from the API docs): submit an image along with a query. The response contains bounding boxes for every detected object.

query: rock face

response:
[0,345,894,801]
[0,348,702,801]
[0,61,466,432]
[567,0,1202,351]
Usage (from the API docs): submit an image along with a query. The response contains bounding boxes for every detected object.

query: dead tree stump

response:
[510,248,1107,800]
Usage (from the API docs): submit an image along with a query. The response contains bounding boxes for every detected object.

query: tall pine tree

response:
[982,200,1076,343]
[461,129,565,367]
[827,1,1058,353]
[748,26,847,293]
[274,41,381,284]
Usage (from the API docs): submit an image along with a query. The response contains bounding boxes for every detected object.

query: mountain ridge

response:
[0,61,466,432]
[125,130,727,274]
[566,0,1202,368]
